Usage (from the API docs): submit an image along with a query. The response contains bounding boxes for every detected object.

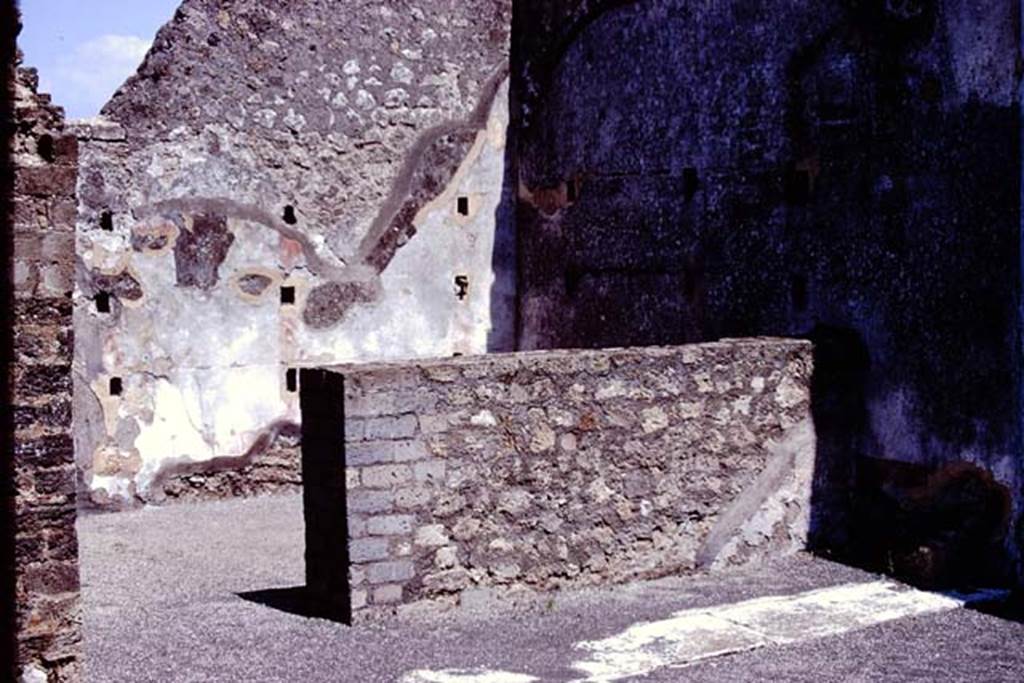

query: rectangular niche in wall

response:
[683,167,700,202]
[784,166,811,206]
[95,291,111,313]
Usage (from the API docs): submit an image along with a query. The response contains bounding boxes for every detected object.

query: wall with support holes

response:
[69,0,516,507]
[301,339,816,621]
[5,62,82,682]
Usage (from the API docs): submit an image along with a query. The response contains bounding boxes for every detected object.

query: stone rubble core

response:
[301,339,817,621]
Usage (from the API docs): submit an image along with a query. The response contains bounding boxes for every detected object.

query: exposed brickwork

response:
[302,339,815,620]
[4,60,82,681]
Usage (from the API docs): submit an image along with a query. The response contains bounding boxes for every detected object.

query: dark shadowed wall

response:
[512,0,1022,582]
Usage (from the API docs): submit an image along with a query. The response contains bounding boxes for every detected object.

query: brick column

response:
[3,51,82,681]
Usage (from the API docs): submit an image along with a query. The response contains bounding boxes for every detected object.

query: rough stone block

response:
[366,514,416,536]
[366,560,415,585]
[391,440,430,462]
[364,414,418,441]
[394,486,433,509]
[349,538,391,563]
[361,464,413,489]
[347,515,367,538]
[415,524,450,547]
[347,441,393,466]
[418,414,452,434]
[373,584,404,604]
[348,489,394,514]
[347,440,428,466]
[413,460,446,484]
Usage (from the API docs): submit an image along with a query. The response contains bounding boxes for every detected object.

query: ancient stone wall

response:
[4,59,82,681]
[71,0,516,506]
[512,0,1023,575]
[302,339,815,620]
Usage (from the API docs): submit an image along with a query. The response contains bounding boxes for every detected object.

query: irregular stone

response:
[415,524,449,547]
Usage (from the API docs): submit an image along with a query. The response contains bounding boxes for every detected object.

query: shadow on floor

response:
[236,586,345,622]
[966,591,1024,625]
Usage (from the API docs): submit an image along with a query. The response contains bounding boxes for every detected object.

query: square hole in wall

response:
[280,286,296,305]
[95,291,111,314]
[456,196,469,216]
[286,368,298,393]
[566,179,579,203]
[100,211,114,232]
[791,273,809,313]
[37,134,55,163]
[109,377,123,397]
[682,167,700,201]
[784,166,811,206]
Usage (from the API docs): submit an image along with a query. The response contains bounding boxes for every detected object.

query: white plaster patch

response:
[401,672,538,683]
[470,409,498,427]
[401,581,1005,683]
[570,581,1004,682]
[295,79,515,364]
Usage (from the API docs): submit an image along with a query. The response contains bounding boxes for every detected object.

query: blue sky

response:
[19,0,181,118]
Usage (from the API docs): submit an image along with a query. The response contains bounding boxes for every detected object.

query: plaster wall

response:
[71,0,515,505]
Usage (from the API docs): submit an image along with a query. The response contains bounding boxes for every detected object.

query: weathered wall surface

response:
[302,340,815,620]
[72,0,515,505]
[512,0,1022,576]
[4,61,82,681]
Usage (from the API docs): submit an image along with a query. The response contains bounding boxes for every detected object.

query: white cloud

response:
[48,34,151,118]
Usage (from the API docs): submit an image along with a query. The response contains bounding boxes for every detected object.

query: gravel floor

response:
[78,494,1024,682]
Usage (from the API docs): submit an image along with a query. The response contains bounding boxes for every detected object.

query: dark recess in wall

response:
[299,368,351,624]
[36,133,53,163]
[95,291,111,313]
[1,0,19,676]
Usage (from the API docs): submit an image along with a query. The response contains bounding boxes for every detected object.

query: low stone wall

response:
[302,339,815,621]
